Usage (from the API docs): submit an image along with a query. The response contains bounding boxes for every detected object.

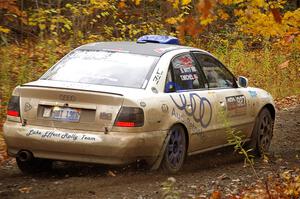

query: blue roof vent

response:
[137,35,179,45]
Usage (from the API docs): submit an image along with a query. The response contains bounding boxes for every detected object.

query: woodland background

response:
[0,1,300,198]
[0,0,300,118]
[0,0,300,152]
[1,0,300,160]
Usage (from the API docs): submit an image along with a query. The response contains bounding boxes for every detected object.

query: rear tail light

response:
[114,107,144,127]
[7,96,20,117]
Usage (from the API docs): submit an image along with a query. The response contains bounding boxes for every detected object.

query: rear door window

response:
[165,53,207,92]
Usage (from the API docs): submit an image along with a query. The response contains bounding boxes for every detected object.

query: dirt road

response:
[0,106,299,199]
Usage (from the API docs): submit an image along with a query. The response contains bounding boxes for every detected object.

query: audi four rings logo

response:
[170,93,212,128]
[59,94,76,101]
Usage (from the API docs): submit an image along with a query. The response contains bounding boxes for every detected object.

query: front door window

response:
[193,53,237,89]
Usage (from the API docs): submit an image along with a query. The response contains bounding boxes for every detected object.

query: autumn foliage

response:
[0,0,299,44]
[0,0,299,151]
[0,1,299,198]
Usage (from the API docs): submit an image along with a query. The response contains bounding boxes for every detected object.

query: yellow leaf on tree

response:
[50,24,56,31]
[38,24,46,30]
[200,17,215,26]
[168,0,180,8]
[118,1,126,9]
[182,0,191,5]
[217,9,229,20]
[0,26,10,33]
[165,17,178,25]
[133,0,141,5]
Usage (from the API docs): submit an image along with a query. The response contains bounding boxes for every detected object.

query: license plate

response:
[46,107,81,122]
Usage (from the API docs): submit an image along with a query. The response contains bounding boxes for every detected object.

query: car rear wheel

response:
[161,125,187,174]
[16,157,53,174]
[249,108,274,156]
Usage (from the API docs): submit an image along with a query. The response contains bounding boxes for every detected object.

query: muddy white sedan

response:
[3,35,275,174]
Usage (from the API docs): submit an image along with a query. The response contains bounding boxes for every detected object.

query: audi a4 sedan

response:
[3,35,275,174]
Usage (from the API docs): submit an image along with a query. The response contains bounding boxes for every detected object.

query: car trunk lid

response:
[19,80,125,132]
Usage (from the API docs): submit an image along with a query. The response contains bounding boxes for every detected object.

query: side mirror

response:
[238,76,248,88]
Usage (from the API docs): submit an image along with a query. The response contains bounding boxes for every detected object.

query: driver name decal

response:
[180,74,198,81]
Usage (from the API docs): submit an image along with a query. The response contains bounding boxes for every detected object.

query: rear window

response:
[41,50,158,88]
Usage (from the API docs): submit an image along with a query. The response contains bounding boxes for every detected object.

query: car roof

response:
[78,41,193,57]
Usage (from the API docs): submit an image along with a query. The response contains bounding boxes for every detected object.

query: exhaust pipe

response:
[17,150,33,162]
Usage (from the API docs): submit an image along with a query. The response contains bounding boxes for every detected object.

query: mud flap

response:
[150,132,171,171]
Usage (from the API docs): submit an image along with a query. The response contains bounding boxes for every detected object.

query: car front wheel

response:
[161,125,187,174]
[250,108,274,156]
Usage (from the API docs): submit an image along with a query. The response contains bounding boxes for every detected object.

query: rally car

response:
[3,35,275,174]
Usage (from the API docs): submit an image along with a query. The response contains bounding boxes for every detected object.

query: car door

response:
[192,52,255,143]
[165,52,227,153]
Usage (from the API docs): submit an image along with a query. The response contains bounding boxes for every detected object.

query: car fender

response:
[150,131,171,170]
[248,87,275,118]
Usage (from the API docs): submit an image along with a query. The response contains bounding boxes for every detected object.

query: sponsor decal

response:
[26,129,102,143]
[24,102,32,112]
[173,54,199,82]
[153,68,163,85]
[100,112,112,120]
[171,107,202,136]
[225,95,247,116]
[248,90,257,97]
[170,93,212,128]
[161,104,169,113]
[173,55,194,68]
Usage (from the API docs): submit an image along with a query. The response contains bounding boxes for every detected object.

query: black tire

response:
[249,108,274,156]
[16,157,53,174]
[161,125,187,174]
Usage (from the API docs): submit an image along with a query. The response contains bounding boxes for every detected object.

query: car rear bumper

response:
[3,121,168,165]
